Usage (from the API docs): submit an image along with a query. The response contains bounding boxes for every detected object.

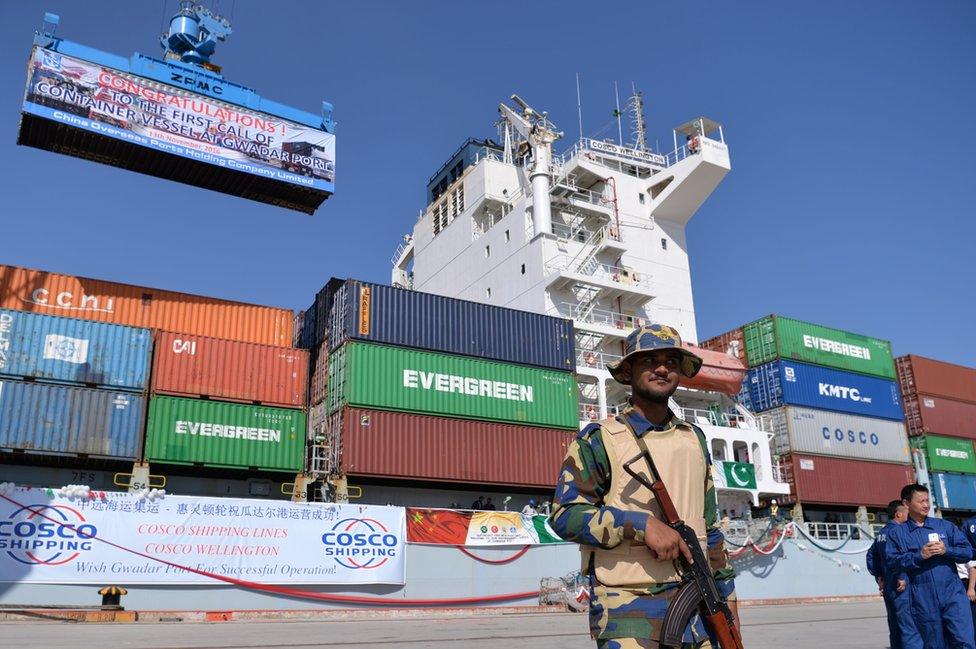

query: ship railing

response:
[545,256,653,290]
[680,407,750,429]
[473,146,509,165]
[665,143,695,166]
[803,522,874,541]
[771,461,790,483]
[550,301,647,330]
[576,349,622,370]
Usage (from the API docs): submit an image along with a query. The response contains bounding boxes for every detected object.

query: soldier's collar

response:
[622,405,684,437]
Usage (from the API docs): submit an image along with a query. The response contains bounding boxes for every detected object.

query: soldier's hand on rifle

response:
[644,516,694,564]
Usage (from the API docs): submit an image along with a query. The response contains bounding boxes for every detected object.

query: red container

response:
[151,331,308,408]
[308,341,329,407]
[903,394,976,440]
[332,407,575,488]
[784,454,914,507]
[700,328,746,366]
[897,355,976,404]
[680,343,747,395]
[0,264,293,347]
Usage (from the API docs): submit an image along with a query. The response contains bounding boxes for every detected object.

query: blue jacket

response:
[962,516,976,555]
[886,517,974,586]
[868,521,906,591]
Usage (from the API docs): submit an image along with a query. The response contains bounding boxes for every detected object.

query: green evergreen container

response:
[743,315,894,378]
[327,342,578,429]
[921,434,976,475]
[144,396,305,472]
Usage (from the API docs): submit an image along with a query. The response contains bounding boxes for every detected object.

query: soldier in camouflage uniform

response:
[550,324,738,649]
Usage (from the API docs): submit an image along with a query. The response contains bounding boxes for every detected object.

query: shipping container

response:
[679,343,747,395]
[764,406,910,463]
[0,380,144,459]
[307,341,330,407]
[916,435,976,475]
[151,332,307,408]
[700,327,746,366]
[903,394,976,439]
[0,264,293,347]
[896,355,976,404]
[786,454,914,507]
[743,360,903,420]
[743,315,894,378]
[144,396,305,473]
[325,279,575,371]
[931,472,976,512]
[0,308,151,391]
[331,407,575,488]
[327,342,578,429]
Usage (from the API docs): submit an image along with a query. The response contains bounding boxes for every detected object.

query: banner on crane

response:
[22,47,335,191]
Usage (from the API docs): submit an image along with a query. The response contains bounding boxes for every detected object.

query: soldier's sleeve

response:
[548,423,649,549]
[692,423,736,599]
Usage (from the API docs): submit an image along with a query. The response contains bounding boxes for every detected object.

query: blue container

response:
[0,379,144,459]
[932,472,976,512]
[744,359,904,420]
[324,279,575,371]
[0,308,151,391]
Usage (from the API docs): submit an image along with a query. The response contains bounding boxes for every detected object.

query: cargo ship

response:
[391,93,790,517]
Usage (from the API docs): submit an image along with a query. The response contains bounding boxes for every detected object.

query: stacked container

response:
[0,263,307,476]
[0,308,150,459]
[703,315,912,508]
[299,279,578,489]
[896,355,976,512]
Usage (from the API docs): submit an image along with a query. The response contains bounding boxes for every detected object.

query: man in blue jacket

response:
[887,483,975,649]
[868,499,918,649]
[961,514,976,644]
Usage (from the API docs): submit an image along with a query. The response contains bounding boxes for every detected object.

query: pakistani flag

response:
[714,461,757,490]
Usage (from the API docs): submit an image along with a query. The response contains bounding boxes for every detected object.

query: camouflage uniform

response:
[550,405,736,648]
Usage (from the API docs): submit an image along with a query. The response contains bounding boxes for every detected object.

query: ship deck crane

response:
[498,94,563,238]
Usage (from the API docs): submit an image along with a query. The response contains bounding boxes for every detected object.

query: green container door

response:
[328,342,578,429]
[744,315,894,378]
[145,396,305,472]
[924,435,976,474]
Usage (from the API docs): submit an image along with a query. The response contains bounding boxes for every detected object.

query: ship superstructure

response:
[393,93,789,506]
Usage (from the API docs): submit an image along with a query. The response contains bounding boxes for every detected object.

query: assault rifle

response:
[622,449,744,649]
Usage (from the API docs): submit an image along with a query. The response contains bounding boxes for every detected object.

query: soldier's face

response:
[626,351,681,403]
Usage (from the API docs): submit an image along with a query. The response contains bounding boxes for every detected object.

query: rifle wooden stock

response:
[704,610,745,649]
[650,482,681,525]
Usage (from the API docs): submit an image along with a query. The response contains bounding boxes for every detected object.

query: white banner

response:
[0,489,405,585]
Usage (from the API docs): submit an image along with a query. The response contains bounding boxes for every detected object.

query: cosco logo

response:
[0,504,97,565]
[321,518,398,570]
[822,427,879,446]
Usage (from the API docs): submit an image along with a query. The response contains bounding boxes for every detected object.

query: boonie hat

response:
[607,324,703,384]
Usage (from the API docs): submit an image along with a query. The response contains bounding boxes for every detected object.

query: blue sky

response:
[1,2,973,363]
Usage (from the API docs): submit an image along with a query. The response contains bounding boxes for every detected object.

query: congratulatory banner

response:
[0,489,404,585]
[406,508,564,546]
[23,48,335,190]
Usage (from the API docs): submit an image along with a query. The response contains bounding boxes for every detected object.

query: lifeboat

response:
[680,343,747,395]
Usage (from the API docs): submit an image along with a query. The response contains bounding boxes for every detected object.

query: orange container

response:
[0,264,293,347]
[151,331,308,408]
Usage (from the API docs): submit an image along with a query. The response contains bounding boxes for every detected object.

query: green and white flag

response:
[714,461,757,490]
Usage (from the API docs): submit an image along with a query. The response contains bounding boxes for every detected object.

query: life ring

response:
[585,405,598,420]
[584,352,597,367]
[690,136,700,152]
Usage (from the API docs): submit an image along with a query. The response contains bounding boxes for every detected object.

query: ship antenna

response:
[576,73,584,144]
[627,84,648,152]
[613,81,623,145]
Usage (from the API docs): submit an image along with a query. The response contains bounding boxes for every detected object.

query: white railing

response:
[551,302,648,332]
[473,146,509,165]
[771,461,790,484]
[803,522,876,541]
[681,407,751,429]
[577,349,622,369]
[545,256,653,291]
